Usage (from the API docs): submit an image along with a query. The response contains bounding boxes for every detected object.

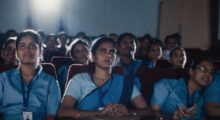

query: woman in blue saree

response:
[59,37,152,119]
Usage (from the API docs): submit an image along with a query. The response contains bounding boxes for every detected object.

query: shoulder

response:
[69,72,92,85]
[154,78,182,89]
[0,68,18,79]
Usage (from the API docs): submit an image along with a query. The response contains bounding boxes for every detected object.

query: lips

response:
[104,59,113,65]
[201,76,211,85]
[23,54,34,58]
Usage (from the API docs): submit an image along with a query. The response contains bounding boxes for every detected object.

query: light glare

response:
[31,0,61,15]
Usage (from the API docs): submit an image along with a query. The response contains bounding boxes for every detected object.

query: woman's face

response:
[170,49,187,68]
[17,35,41,65]
[148,44,162,61]
[190,60,214,87]
[93,41,117,69]
[2,41,16,64]
[72,43,90,64]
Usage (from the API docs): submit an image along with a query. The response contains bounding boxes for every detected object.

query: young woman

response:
[59,37,152,119]
[0,30,61,120]
[151,58,215,120]
[57,39,90,95]
[146,40,163,68]
[69,38,90,64]
[169,47,187,68]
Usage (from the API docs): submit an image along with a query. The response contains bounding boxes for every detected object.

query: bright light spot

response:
[31,0,61,15]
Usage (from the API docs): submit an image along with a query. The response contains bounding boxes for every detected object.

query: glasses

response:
[97,48,117,56]
[195,66,214,75]
[18,43,38,50]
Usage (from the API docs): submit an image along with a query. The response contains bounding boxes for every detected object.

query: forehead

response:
[19,35,36,44]
[173,49,185,54]
[99,41,115,49]
[74,43,88,49]
[6,41,16,47]
[198,60,214,69]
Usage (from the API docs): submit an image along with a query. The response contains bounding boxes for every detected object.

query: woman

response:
[151,58,215,120]
[0,30,61,120]
[1,37,17,64]
[145,40,163,68]
[59,37,152,119]
[57,39,90,94]
[169,47,187,68]
[69,38,90,64]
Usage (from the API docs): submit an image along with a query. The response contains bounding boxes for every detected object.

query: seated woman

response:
[205,70,220,117]
[57,38,90,95]
[1,37,17,65]
[0,30,61,120]
[169,47,187,68]
[59,37,152,119]
[151,58,215,120]
[69,38,90,64]
[144,40,163,68]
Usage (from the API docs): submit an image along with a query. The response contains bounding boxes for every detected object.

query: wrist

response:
[129,110,137,116]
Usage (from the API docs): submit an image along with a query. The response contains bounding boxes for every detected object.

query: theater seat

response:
[0,63,57,79]
[65,64,124,89]
[41,63,57,79]
[0,64,17,73]
[50,56,74,71]
[155,59,172,68]
[136,66,186,103]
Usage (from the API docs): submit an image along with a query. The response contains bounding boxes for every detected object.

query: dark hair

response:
[58,31,68,38]
[3,37,16,51]
[88,37,116,74]
[16,29,42,50]
[109,33,118,36]
[46,33,58,45]
[164,33,181,46]
[141,34,152,42]
[190,58,215,70]
[147,39,163,53]
[91,37,116,56]
[6,29,17,37]
[117,32,137,47]
[169,47,186,58]
[70,38,90,59]
[47,33,57,40]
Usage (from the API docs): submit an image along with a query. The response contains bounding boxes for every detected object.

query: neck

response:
[187,78,201,96]
[120,54,134,65]
[93,66,111,83]
[20,64,38,84]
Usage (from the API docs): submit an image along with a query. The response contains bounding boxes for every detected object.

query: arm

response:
[131,95,154,117]
[150,80,170,119]
[59,96,102,119]
[204,74,220,117]
[47,79,61,118]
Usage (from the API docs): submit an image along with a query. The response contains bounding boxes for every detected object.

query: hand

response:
[101,104,114,115]
[185,106,196,119]
[111,104,129,116]
[172,106,196,120]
